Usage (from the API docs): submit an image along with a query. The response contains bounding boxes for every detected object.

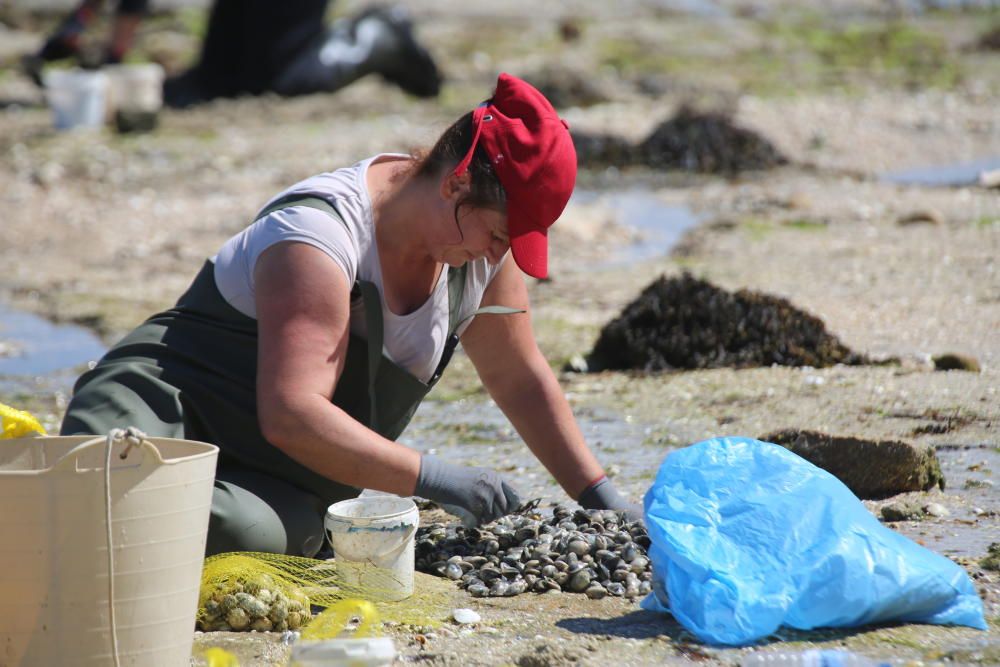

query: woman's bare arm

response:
[461,258,606,499]
[253,241,421,494]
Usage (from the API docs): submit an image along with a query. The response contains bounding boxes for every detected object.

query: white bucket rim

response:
[325,496,417,526]
[43,68,109,88]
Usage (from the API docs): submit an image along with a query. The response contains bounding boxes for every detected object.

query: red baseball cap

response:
[453,73,577,279]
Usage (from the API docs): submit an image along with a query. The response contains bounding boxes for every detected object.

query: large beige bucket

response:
[0,432,218,667]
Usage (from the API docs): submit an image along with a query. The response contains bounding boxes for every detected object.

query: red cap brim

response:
[508,201,549,279]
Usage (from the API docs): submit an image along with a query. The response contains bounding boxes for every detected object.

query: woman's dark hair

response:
[415,111,506,236]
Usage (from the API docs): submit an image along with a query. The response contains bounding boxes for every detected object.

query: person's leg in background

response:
[271,5,442,99]
[164,0,329,107]
[23,0,149,84]
[164,0,442,107]
[22,0,101,84]
[104,0,150,64]
[34,0,103,63]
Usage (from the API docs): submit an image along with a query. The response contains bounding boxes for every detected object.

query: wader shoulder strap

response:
[354,279,383,427]
[428,267,525,385]
[428,267,468,384]
[254,194,340,222]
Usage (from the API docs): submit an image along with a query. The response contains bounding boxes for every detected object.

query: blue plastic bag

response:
[641,437,987,645]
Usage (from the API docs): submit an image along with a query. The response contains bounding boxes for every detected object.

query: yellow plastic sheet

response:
[302,599,380,640]
[202,648,239,667]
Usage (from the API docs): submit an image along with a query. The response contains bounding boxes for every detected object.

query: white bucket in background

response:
[0,434,218,667]
[43,68,109,130]
[105,63,164,113]
[324,496,419,602]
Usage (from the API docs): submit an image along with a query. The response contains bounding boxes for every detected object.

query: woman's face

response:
[434,171,509,267]
[439,206,510,268]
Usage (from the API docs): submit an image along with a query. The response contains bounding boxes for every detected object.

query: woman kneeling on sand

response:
[61,73,639,556]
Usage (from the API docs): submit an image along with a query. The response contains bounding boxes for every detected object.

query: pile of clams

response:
[416,503,652,600]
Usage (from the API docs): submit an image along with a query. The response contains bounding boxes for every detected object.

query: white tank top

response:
[212,154,507,383]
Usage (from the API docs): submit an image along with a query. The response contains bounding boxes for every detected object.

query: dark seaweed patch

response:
[585,273,865,371]
[574,106,787,174]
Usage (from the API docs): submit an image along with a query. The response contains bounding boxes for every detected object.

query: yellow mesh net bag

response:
[0,402,46,438]
[198,552,454,636]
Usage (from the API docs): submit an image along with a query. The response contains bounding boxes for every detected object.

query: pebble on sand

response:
[452,608,481,625]
[896,209,944,226]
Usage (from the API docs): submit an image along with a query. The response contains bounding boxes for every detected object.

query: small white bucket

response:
[324,497,419,602]
[105,63,164,113]
[43,68,109,131]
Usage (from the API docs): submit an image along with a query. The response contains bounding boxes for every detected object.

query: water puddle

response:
[0,302,106,394]
[882,156,1000,187]
[651,0,729,18]
[895,0,998,10]
[571,189,700,267]
[891,445,1000,559]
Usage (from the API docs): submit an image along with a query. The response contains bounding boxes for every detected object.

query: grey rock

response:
[880,500,925,522]
[763,429,945,499]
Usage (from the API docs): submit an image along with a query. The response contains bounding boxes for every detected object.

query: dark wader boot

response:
[271,7,442,98]
[61,196,506,556]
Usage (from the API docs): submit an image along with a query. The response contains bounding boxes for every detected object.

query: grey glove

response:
[415,454,521,527]
[578,476,643,524]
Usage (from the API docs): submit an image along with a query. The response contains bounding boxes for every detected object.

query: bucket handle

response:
[51,429,166,472]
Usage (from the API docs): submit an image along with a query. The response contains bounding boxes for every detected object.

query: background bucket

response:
[43,68,109,131]
[105,63,164,133]
[324,497,418,602]
[0,433,218,667]
[105,63,164,113]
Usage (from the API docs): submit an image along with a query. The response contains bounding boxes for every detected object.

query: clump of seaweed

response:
[584,273,866,371]
[573,105,787,174]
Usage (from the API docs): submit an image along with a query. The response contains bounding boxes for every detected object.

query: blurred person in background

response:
[22,0,146,76]
[23,0,442,107]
